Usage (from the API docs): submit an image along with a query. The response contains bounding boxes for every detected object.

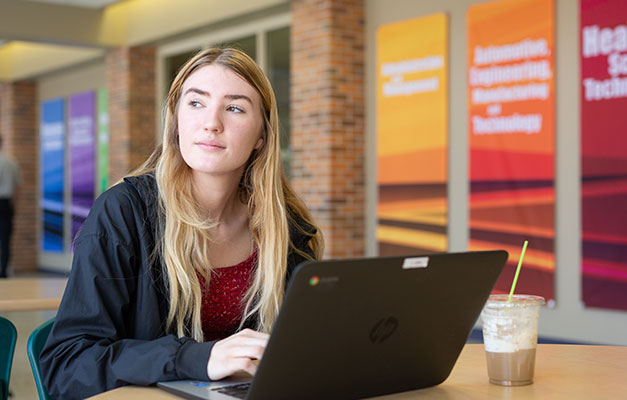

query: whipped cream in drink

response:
[481,294,545,386]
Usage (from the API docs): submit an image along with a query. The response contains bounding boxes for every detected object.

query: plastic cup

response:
[480,294,545,386]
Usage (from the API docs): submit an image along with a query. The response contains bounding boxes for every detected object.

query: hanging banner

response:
[97,87,109,195]
[581,0,627,311]
[40,98,65,252]
[376,13,448,255]
[468,0,555,302]
[69,91,95,242]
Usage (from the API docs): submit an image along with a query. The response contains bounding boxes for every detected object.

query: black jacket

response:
[40,174,315,400]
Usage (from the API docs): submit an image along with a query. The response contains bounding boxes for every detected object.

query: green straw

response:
[508,240,529,302]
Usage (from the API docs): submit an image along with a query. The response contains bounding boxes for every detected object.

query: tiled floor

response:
[2,270,63,400]
[2,308,57,400]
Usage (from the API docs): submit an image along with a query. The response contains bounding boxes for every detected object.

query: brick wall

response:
[0,81,38,273]
[106,46,157,183]
[291,0,365,258]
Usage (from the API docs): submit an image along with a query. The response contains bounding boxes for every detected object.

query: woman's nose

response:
[203,106,223,133]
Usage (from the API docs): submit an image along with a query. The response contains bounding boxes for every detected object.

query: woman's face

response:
[177,64,264,180]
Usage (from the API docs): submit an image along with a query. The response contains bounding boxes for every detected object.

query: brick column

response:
[291,0,365,258]
[106,46,157,183]
[0,81,38,273]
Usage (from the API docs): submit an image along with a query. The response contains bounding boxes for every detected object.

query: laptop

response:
[158,250,508,400]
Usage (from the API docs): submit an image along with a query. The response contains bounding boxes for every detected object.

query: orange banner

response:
[377,13,448,255]
[468,0,555,303]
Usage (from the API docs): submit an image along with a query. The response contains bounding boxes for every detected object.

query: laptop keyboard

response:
[212,383,251,399]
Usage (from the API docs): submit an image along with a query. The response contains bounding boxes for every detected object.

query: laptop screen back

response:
[245,250,508,400]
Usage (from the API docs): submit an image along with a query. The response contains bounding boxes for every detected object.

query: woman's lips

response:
[195,140,225,150]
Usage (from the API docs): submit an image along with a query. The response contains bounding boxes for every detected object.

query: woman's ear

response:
[254,135,264,150]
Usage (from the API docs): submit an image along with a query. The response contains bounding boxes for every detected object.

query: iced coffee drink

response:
[480,294,545,386]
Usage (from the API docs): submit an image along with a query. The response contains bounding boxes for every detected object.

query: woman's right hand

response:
[206,328,270,380]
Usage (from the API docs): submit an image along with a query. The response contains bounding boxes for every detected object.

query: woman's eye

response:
[188,100,202,108]
[226,105,244,113]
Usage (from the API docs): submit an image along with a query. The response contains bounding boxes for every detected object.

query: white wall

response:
[38,60,106,100]
[365,0,627,345]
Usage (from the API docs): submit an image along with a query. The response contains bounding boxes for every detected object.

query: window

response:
[266,27,291,177]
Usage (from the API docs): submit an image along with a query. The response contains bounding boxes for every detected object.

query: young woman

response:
[40,47,323,399]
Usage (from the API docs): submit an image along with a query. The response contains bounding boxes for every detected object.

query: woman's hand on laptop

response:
[207,328,270,380]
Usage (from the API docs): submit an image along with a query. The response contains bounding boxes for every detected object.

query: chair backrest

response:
[0,316,17,400]
[27,317,56,400]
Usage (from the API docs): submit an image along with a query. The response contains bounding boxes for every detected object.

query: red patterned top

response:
[197,248,257,342]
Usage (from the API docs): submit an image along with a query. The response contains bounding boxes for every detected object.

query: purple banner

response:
[69,91,95,241]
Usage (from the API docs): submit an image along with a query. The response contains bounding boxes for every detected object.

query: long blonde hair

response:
[132,47,323,341]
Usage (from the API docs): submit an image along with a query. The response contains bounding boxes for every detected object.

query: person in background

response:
[40,47,323,399]
[0,136,21,278]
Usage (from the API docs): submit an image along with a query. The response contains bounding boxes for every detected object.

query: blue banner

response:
[40,98,65,252]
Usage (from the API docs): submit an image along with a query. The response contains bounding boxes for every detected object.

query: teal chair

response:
[27,317,56,400]
[0,316,17,400]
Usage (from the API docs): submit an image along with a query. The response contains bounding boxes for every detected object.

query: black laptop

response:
[158,250,508,400]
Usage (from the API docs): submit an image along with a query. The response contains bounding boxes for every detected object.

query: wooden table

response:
[0,277,67,311]
[89,343,627,399]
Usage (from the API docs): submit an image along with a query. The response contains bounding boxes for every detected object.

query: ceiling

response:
[23,0,123,8]
[0,0,286,81]
[0,0,124,48]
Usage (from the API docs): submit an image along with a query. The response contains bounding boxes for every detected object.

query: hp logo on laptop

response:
[369,317,399,344]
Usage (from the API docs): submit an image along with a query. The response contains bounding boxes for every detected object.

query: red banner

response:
[468,0,555,303]
[581,0,627,311]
